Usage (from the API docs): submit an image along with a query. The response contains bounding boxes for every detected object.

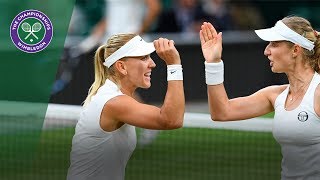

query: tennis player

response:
[200,16,320,179]
[67,33,184,180]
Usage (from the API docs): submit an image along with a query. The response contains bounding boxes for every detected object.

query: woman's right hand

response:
[154,38,181,65]
[200,22,223,63]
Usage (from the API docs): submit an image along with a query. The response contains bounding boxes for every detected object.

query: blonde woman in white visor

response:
[67,34,184,180]
[200,16,320,179]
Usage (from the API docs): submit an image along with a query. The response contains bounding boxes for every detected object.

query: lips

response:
[270,61,273,67]
[144,72,151,77]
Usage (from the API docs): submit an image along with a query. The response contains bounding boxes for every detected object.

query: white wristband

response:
[167,64,183,81]
[205,61,224,85]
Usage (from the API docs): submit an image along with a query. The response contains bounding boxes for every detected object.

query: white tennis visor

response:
[103,35,155,68]
[255,20,314,51]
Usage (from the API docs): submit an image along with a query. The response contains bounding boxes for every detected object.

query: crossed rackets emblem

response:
[21,22,42,41]
[10,9,53,53]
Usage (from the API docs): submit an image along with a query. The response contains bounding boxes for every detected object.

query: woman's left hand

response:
[200,22,223,63]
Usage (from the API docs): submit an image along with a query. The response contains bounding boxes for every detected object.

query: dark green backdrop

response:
[0,1,74,179]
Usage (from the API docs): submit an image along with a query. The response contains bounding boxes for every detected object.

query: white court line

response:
[44,104,273,132]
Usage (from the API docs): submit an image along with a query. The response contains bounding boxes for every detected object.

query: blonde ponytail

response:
[83,45,108,106]
[83,33,137,106]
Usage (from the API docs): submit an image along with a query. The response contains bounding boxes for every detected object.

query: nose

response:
[149,58,156,68]
[264,43,271,56]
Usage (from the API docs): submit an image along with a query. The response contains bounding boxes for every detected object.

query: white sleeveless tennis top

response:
[273,72,320,180]
[67,79,137,180]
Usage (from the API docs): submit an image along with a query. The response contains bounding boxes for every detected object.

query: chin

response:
[141,83,151,89]
[271,68,282,74]
[271,67,278,73]
[145,83,151,89]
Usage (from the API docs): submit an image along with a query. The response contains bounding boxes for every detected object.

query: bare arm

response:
[200,22,278,121]
[103,38,184,130]
[207,85,279,121]
[139,0,162,34]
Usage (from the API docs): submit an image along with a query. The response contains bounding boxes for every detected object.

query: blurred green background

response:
[0,1,74,179]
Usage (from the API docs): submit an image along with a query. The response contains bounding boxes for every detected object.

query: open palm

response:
[199,22,222,63]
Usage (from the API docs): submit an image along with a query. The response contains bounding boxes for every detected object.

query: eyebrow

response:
[140,55,149,59]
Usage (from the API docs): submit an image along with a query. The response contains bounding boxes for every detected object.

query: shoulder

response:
[104,95,135,109]
[99,95,140,130]
[102,95,141,115]
[257,85,288,105]
[258,84,288,96]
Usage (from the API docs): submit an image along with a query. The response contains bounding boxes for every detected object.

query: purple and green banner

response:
[0,1,75,179]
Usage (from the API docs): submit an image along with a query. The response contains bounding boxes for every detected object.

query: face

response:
[264,41,294,73]
[123,55,156,89]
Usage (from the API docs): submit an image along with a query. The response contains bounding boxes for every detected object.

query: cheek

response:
[128,65,145,77]
[136,65,145,75]
[272,50,287,61]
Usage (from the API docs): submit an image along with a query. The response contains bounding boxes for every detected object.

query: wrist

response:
[205,59,222,63]
[167,64,183,81]
[166,57,181,65]
[166,61,181,65]
[205,61,224,85]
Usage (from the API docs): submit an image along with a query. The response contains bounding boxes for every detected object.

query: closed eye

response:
[270,41,279,47]
[270,41,287,47]
[141,55,149,61]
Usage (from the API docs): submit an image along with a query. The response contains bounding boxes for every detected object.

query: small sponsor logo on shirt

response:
[297,111,308,122]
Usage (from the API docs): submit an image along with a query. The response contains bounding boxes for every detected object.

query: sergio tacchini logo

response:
[10,9,53,53]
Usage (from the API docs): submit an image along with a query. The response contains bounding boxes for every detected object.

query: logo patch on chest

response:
[297,111,308,122]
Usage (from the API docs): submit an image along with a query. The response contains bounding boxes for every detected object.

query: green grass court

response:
[1,124,281,180]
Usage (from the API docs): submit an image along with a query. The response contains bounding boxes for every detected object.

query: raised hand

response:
[199,22,223,63]
[154,38,181,65]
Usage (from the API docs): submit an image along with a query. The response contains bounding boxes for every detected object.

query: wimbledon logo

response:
[10,9,53,53]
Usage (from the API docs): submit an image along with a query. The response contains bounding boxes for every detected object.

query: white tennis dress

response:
[273,72,320,180]
[67,79,136,180]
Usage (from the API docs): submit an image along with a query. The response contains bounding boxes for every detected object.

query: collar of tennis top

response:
[255,20,315,51]
[103,35,156,68]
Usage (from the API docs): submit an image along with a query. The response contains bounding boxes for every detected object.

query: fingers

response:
[205,23,214,41]
[217,32,223,45]
[153,38,174,52]
[153,38,180,65]
[200,22,219,42]
[154,38,165,50]
[168,40,175,47]
[199,22,223,63]
[199,30,205,45]
[201,24,209,42]
[207,22,217,36]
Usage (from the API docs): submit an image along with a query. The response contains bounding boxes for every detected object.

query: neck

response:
[287,69,314,92]
[286,71,313,107]
[120,87,135,97]
[109,77,136,97]
[119,81,136,97]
